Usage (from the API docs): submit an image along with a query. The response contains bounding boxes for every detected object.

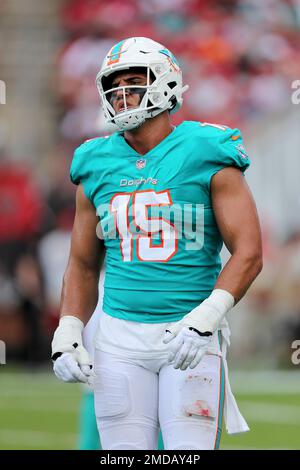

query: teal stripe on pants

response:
[214,330,225,450]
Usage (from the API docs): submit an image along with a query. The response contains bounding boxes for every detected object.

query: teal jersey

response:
[70,121,250,323]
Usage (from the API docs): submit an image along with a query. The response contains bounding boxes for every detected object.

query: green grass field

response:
[0,367,299,450]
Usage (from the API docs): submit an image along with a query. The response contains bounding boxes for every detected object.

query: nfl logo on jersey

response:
[136,159,146,170]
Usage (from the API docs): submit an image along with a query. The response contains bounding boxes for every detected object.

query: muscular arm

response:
[211,167,263,303]
[163,166,263,371]
[60,184,105,323]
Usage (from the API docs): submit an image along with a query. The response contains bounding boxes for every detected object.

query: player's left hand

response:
[163,289,235,370]
[163,326,212,370]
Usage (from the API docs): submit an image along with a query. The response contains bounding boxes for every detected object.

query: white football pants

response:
[93,313,226,450]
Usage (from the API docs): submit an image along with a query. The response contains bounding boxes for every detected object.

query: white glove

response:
[163,289,234,370]
[163,327,211,370]
[53,352,95,385]
[51,316,93,384]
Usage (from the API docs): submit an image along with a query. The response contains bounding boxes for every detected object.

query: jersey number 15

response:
[111,190,178,262]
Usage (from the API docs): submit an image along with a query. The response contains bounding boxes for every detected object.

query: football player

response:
[51,37,262,450]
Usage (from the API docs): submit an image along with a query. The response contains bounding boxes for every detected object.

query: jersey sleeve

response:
[69,138,101,202]
[70,145,83,186]
[203,126,251,191]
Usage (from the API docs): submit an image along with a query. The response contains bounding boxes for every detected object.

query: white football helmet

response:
[96,37,189,131]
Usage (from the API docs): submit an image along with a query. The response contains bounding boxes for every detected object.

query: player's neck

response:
[123,112,173,155]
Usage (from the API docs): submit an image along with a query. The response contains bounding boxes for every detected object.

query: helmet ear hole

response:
[168,81,176,89]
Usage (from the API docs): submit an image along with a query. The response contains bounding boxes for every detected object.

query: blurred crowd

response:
[56,0,300,141]
[1,0,300,366]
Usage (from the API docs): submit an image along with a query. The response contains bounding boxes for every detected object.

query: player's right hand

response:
[51,316,93,384]
[53,352,93,384]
